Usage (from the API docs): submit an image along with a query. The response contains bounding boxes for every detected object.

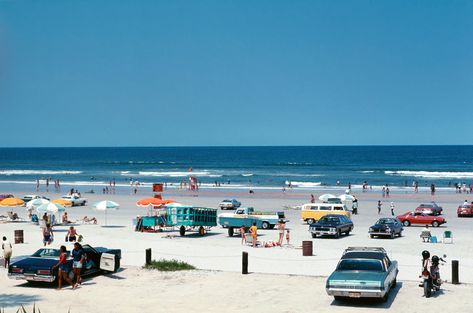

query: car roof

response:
[341,251,386,260]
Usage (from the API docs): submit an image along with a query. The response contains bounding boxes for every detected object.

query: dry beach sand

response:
[1,187,473,312]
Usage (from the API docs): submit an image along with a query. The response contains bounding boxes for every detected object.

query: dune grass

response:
[144,259,196,271]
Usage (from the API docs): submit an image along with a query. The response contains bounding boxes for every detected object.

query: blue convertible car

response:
[326,247,398,302]
[8,244,121,283]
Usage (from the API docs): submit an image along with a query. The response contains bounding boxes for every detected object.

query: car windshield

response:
[377,219,393,225]
[320,217,339,223]
[32,248,68,258]
[337,259,384,271]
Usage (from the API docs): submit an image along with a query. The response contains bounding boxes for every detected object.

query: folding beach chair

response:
[443,231,453,244]
[420,231,431,242]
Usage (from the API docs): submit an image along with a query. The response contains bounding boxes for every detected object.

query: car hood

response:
[370,224,393,229]
[312,222,340,227]
[10,257,59,273]
[328,271,385,286]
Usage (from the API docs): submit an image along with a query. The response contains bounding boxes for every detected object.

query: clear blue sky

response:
[0,0,472,147]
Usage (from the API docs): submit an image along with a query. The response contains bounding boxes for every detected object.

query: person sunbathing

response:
[62,212,71,224]
[82,216,97,224]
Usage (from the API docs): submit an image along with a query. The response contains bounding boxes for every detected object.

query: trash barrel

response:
[153,183,164,192]
[302,240,313,256]
[14,230,24,244]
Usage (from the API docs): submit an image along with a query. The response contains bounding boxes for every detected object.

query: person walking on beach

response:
[52,245,74,290]
[2,236,12,268]
[386,186,390,197]
[390,202,395,216]
[240,225,246,245]
[377,201,382,215]
[310,194,315,203]
[43,223,53,246]
[249,222,257,248]
[352,197,358,215]
[277,220,286,245]
[71,242,85,288]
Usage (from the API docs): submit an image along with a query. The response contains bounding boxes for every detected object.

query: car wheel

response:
[390,232,395,239]
[458,214,461,218]
[335,230,340,239]
[261,222,270,229]
[307,218,315,225]
[403,220,410,226]
[370,234,374,239]
[398,231,402,237]
[198,226,205,236]
[432,221,439,227]
[311,233,317,238]
[228,227,234,237]
[179,226,186,236]
[381,292,389,303]
[334,296,343,301]
[392,278,397,287]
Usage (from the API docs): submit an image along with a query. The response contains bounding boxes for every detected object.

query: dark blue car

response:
[369,218,403,239]
[8,244,121,283]
[309,214,354,238]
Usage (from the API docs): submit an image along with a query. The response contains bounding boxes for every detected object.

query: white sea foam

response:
[0,170,82,176]
[241,174,254,177]
[385,170,473,179]
[286,181,322,188]
[361,170,375,173]
[121,171,223,178]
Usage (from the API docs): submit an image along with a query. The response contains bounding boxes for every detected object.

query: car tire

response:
[198,226,205,236]
[334,296,343,301]
[370,234,374,239]
[228,227,234,237]
[390,232,395,239]
[307,218,315,225]
[311,233,317,238]
[392,278,397,287]
[114,256,120,273]
[398,231,402,237]
[179,226,186,236]
[335,230,340,239]
[432,221,439,227]
[381,292,389,303]
[261,222,270,229]
[403,220,410,226]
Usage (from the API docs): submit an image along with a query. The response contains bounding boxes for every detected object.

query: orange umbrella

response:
[0,198,24,207]
[136,198,175,208]
[52,199,73,207]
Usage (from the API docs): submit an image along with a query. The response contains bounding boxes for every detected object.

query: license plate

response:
[348,292,361,298]
[24,275,34,280]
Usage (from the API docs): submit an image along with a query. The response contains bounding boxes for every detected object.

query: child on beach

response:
[286,229,290,245]
[240,225,246,245]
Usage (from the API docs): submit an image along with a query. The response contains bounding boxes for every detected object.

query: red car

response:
[396,212,446,227]
[457,204,473,217]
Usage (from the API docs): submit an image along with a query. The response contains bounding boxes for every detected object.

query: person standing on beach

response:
[310,194,315,203]
[352,197,358,215]
[277,220,285,245]
[390,202,395,216]
[240,225,246,245]
[42,223,53,246]
[2,236,12,268]
[377,201,382,215]
[249,222,257,248]
[71,242,85,288]
[52,245,74,290]
[286,229,290,245]
[386,186,390,197]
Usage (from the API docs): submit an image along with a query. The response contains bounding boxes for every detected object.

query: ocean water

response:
[0,146,472,191]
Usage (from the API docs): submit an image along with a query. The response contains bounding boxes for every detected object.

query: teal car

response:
[326,247,398,302]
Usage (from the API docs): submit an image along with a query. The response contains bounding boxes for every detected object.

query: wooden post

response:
[145,248,152,265]
[452,260,459,284]
[242,251,248,274]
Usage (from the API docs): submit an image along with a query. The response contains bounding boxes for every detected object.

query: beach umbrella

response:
[318,194,336,202]
[0,198,24,207]
[36,202,66,214]
[26,198,50,208]
[338,194,355,202]
[136,198,175,208]
[52,199,73,207]
[93,200,119,226]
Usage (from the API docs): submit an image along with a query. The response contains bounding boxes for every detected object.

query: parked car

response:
[369,218,403,239]
[21,194,50,204]
[414,202,443,215]
[8,244,121,283]
[397,211,446,227]
[309,214,353,238]
[62,194,87,206]
[301,203,351,225]
[457,204,473,217]
[326,247,398,302]
[218,199,241,210]
[219,207,286,236]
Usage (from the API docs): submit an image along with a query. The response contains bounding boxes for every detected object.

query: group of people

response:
[53,242,87,290]
[35,177,61,192]
[377,200,396,216]
[240,221,290,248]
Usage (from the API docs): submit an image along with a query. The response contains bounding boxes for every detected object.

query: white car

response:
[62,194,87,206]
[21,194,49,203]
[219,199,241,210]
